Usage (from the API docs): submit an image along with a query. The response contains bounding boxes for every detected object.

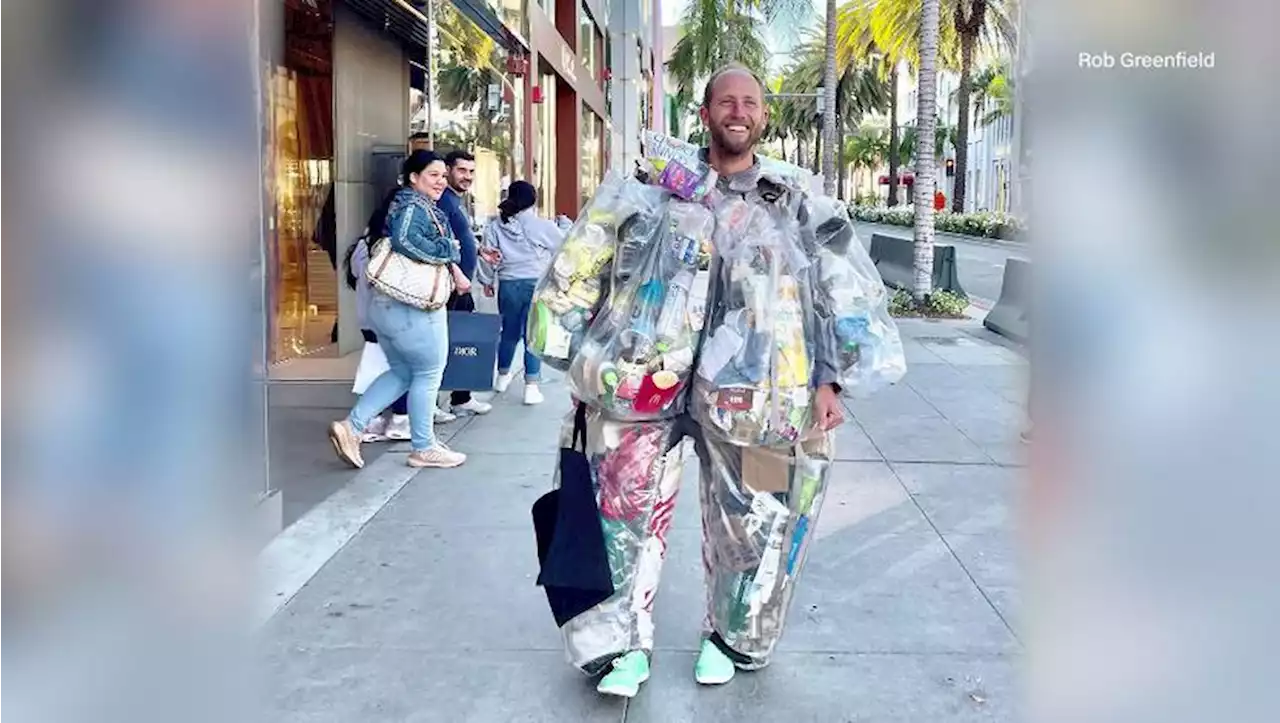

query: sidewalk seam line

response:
[886,458,1022,645]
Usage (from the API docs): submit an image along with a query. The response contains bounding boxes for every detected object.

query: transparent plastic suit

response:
[533,133,905,676]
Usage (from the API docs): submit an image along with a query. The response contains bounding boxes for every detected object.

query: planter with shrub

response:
[851,205,1026,241]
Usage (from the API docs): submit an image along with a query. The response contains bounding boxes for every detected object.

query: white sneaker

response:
[523,383,544,406]
[434,407,458,424]
[385,414,411,440]
[453,398,493,415]
[362,415,390,442]
[407,444,467,468]
[494,371,514,393]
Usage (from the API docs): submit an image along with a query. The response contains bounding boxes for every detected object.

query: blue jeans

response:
[349,295,449,450]
[497,278,540,382]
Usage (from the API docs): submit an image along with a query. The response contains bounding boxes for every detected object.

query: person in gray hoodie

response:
[477,180,565,405]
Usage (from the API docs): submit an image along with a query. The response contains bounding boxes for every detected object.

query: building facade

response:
[897,61,1015,213]
[258,0,645,534]
[604,0,665,174]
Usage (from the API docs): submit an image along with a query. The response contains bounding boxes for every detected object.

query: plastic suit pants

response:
[554,407,834,675]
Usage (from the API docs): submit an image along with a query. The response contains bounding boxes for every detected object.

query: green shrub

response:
[850,204,1026,241]
[887,287,969,318]
[926,289,969,316]
[888,289,915,316]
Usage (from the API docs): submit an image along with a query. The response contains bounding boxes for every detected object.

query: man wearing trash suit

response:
[531,65,905,698]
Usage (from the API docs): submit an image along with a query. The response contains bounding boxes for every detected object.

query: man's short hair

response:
[702,64,767,107]
[445,150,475,167]
[408,131,431,142]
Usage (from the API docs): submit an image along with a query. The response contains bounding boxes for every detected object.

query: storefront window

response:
[537,72,557,217]
[581,106,604,206]
[579,6,597,79]
[267,0,336,364]
[431,1,522,223]
[490,0,527,41]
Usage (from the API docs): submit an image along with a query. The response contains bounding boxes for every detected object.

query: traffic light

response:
[945,158,955,177]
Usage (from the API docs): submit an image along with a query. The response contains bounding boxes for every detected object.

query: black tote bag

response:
[531,403,615,627]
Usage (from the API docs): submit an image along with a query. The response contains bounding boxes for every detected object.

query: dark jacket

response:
[437,187,478,279]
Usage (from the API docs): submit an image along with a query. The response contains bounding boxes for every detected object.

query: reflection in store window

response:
[429,0,522,223]
[268,0,336,364]
[488,0,528,41]
[579,6,597,79]
[537,74,557,217]
[581,106,604,207]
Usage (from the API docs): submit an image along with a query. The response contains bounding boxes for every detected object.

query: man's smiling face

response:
[700,69,768,157]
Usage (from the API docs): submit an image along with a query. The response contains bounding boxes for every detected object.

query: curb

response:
[854,221,1027,251]
[254,450,423,629]
[254,354,528,628]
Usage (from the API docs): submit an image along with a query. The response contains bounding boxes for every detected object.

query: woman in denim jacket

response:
[329,150,469,470]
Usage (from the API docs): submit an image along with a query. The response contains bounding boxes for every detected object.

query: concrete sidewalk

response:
[260,318,1027,722]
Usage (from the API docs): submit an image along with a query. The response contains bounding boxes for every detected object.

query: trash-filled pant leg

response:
[692,425,836,670]
[557,405,685,675]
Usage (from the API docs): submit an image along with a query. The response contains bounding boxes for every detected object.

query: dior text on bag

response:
[365,237,455,311]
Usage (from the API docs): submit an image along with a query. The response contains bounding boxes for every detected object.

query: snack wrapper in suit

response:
[527,173,669,371]
[567,201,715,421]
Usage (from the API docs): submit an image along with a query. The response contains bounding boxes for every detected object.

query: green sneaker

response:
[694,639,736,685]
[596,651,650,698]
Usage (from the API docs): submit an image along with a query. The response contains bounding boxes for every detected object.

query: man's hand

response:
[813,384,845,431]
[483,285,495,298]
[479,247,502,266]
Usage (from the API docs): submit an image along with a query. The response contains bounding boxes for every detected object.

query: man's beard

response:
[709,123,761,157]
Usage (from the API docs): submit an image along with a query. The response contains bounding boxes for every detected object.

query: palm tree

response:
[846,128,888,197]
[970,61,1014,126]
[779,35,891,190]
[899,117,954,163]
[913,0,942,302]
[667,0,811,103]
[837,3,935,208]
[431,0,513,168]
[821,0,839,195]
[838,0,1014,211]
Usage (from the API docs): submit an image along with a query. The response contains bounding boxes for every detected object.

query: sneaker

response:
[407,445,467,468]
[327,420,364,469]
[493,371,514,394]
[434,407,458,424]
[523,382,544,406]
[361,415,389,443]
[452,398,493,415]
[385,414,411,440]
[596,651,650,698]
[694,639,735,685]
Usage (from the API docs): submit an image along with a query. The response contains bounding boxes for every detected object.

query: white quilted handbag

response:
[365,237,455,311]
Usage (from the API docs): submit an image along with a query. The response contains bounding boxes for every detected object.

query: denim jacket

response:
[383,187,460,265]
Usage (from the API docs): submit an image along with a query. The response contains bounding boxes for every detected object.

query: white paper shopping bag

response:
[352,342,390,394]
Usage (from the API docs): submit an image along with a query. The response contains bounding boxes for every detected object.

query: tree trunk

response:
[821,0,838,195]
[813,123,822,174]
[781,135,789,162]
[952,0,986,213]
[914,0,941,303]
[837,123,847,200]
[887,64,901,207]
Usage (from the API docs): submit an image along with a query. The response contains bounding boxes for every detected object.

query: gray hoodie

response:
[477,208,566,283]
